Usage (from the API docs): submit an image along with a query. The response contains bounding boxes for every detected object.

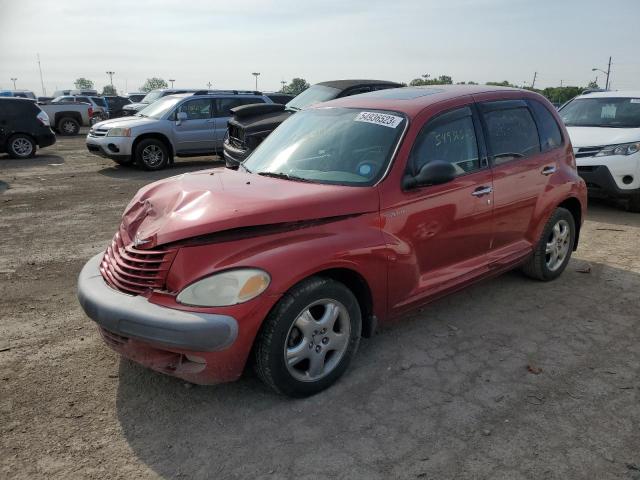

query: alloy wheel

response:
[142,145,164,167]
[545,219,571,271]
[11,137,33,157]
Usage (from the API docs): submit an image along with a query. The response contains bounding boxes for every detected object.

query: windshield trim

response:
[371,109,410,187]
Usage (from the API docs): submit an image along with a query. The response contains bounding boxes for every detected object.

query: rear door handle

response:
[471,186,493,197]
[541,165,557,175]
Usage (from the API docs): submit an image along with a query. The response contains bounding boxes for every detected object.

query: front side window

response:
[483,107,540,165]
[178,99,212,120]
[76,97,90,103]
[409,107,480,177]
[243,108,407,186]
[559,97,640,128]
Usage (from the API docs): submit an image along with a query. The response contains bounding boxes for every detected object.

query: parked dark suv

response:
[0,98,56,158]
[223,79,402,168]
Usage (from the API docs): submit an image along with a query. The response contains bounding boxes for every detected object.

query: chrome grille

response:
[89,128,109,137]
[100,230,177,295]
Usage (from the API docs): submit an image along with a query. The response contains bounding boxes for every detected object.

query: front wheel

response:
[135,139,170,170]
[7,134,36,159]
[57,117,80,136]
[254,277,362,397]
[522,207,575,281]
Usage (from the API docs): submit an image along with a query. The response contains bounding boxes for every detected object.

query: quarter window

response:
[409,108,480,177]
[178,99,212,120]
[529,99,563,151]
[483,107,540,165]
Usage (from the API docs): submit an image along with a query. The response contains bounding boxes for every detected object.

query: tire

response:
[7,134,36,159]
[254,276,362,397]
[57,117,80,136]
[627,195,640,213]
[135,139,170,171]
[522,207,575,281]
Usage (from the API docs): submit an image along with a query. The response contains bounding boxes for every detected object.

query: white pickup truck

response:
[38,101,94,136]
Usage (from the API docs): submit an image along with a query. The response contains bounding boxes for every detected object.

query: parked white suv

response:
[86,90,273,170]
[559,91,640,211]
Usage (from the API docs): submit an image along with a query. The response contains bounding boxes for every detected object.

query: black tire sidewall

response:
[136,139,169,170]
[258,278,362,397]
[7,134,36,158]
[58,118,79,136]
[537,208,576,280]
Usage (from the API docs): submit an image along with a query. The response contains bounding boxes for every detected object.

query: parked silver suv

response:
[85,91,273,170]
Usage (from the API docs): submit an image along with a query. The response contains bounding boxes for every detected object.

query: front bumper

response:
[577,165,640,198]
[77,253,238,352]
[222,138,250,169]
[86,134,133,160]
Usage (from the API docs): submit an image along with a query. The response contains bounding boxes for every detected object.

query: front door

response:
[173,98,215,153]
[384,105,494,315]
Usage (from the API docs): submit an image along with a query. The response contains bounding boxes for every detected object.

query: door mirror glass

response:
[403,160,457,189]
[176,111,188,123]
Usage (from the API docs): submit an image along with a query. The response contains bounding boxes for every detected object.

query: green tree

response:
[409,74,453,86]
[485,80,516,87]
[102,85,117,96]
[283,78,310,96]
[587,80,599,89]
[74,77,94,90]
[140,77,168,93]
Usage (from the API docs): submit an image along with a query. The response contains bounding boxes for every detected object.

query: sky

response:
[1,0,639,96]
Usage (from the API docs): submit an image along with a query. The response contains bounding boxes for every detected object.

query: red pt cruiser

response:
[78,86,587,397]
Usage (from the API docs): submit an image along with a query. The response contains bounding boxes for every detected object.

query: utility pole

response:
[206,81,212,89]
[106,71,115,89]
[252,72,260,90]
[531,71,537,89]
[10,77,17,89]
[560,79,563,87]
[280,80,286,92]
[605,56,611,90]
[169,79,175,88]
[37,53,46,95]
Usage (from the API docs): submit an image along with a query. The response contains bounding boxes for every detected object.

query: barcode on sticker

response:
[354,111,403,128]
[630,99,640,103]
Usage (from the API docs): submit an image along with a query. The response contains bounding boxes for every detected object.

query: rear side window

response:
[482,107,540,165]
[409,107,480,177]
[214,97,265,117]
[91,97,107,107]
[529,99,563,151]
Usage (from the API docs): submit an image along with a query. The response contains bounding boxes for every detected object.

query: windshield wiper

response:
[257,171,313,183]
[240,163,252,173]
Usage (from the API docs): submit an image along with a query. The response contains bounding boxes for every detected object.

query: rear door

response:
[173,98,215,153]
[475,98,552,264]
[213,96,266,146]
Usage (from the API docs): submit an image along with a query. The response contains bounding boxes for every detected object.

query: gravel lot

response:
[1,133,639,480]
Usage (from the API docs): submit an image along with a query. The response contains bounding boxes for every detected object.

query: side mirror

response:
[176,111,188,124]
[403,160,457,190]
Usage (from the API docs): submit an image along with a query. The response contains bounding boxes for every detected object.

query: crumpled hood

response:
[229,110,294,137]
[566,126,640,148]
[93,116,156,129]
[121,168,379,247]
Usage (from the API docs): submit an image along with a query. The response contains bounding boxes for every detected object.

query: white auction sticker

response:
[630,99,640,103]
[354,111,403,128]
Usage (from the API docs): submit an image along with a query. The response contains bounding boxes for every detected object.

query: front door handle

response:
[541,165,557,175]
[471,186,493,197]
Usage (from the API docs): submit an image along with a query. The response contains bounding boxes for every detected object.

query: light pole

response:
[280,80,286,92]
[206,82,212,89]
[592,56,612,90]
[252,72,260,90]
[106,71,115,88]
[10,77,17,89]
[169,79,175,88]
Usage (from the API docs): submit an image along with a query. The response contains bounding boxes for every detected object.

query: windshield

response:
[559,97,640,128]
[137,96,182,119]
[243,108,406,186]
[285,85,341,111]
[140,90,163,104]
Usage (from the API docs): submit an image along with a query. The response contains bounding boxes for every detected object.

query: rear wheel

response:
[135,139,170,170]
[57,117,80,136]
[254,277,361,397]
[522,207,575,281]
[7,134,36,159]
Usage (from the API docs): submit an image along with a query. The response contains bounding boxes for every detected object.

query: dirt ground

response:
[0,133,639,480]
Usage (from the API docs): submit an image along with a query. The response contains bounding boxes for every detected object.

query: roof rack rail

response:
[192,89,263,96]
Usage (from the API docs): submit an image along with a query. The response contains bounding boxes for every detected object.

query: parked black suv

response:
[104,95,132,118]
[0,98,56,158]
[223,79,402,168]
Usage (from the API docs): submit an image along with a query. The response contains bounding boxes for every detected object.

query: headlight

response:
[595,142,640,157]
[176,269,270,307]
[106,127,131,137]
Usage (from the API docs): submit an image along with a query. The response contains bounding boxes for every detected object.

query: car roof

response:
[575,90,640,99]
[317,79,401,90]
[318,84,525,118]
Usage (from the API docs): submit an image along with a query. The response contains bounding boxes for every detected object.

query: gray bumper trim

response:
[77,253,238,352]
